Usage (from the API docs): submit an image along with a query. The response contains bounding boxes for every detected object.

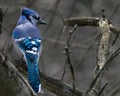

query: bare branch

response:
[112,30,120,45]
[59,10,77,96]
[86,18,111,96]
[64,17,119,36]
[63,24,77,96]
[2,8,8,17]
[98,82,108,96]
[94,18,111,92]
[61,59,67,82]
[96,19,111,71]
[40,71,82,96]
[0,7,7,34]
[65,17,99,27]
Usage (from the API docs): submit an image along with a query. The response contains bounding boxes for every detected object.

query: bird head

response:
[21,7,47,25]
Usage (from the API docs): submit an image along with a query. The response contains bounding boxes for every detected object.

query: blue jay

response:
[12,7,46,93]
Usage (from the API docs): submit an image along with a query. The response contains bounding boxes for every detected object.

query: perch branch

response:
[40,71,82,96]
[0,49,83,96]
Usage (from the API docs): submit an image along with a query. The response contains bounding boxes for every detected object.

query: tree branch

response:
[40,72,82,96]
[85,18,111,96]
[64,17,119,36]
[63,24,77,96]
[60,10,77,96]
[0,7,8,34]
[0,49,83,96]
[96,19,111,72]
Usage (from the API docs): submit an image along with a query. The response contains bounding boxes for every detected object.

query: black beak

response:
[38,19,47,25]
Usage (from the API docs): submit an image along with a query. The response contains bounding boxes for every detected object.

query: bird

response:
[12,7,46,93]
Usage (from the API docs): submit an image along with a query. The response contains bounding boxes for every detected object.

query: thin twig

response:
[59,10,67,25]
[109,3,120,20]
[2,8,8,16]
[59,10,68,83]
[0,7,8,34]
[112,29,120,45]
[61,59,67,81]
[101,7,106,19]
[64,24,77,96]
[60,10,77,96]
[0,7,3,34]
[98,82,108,96]
[59,10,69,33]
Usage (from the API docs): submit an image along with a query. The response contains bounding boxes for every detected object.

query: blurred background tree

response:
[0,0,120,96]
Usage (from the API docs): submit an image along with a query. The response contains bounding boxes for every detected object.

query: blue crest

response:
[21,7,39,18]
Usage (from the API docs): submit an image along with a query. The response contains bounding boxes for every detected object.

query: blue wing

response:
[15,36,41,61]
[13,24,42,93]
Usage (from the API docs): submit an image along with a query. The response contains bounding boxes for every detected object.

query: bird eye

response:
[32,15,37,19]
[32,15,40,20]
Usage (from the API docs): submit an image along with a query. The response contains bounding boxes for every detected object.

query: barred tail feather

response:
[26,56,41,93]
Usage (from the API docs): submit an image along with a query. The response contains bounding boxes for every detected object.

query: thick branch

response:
[64,17,119,35]
[86,19,111,96]
[94,18,111,92]
[65,17,99,26]
[97,19,111,71]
